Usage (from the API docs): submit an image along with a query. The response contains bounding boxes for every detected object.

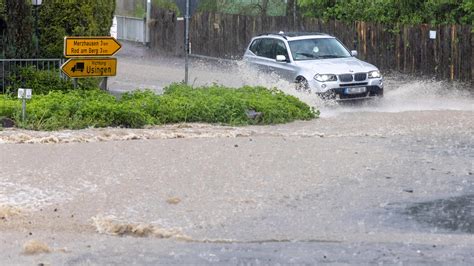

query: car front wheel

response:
[295,77,310,92]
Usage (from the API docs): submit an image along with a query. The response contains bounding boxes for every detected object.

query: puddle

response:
[404,194,474,234]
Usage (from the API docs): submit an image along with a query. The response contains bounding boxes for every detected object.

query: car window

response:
[257,38,275,59]
[275,40,289,59]
[249,39,261,54]
[288,38,351,60]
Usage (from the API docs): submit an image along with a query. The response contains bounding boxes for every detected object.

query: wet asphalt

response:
[0,42,473,265]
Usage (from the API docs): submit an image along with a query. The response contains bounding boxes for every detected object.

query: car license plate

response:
[344,87,367,94]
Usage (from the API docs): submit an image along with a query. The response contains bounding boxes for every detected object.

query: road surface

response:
[0,42,473,265]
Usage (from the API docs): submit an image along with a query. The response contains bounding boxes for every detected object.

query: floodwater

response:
[0,42,473,264]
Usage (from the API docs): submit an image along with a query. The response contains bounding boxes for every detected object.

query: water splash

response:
[188,58,473,117]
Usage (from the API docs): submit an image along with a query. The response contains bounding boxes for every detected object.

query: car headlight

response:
[368,70,381,79]
[314,74,337,82]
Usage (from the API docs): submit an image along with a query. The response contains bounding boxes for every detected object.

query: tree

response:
[39,0,115,58]
[296,0,472,26]
[197,0,285,16]
[286,0,296,16]
[5,0,34,58]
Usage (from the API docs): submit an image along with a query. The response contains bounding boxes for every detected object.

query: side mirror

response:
[351,50,358,57]
[276,55,287,62]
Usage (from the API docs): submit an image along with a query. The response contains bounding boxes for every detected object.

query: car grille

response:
[338,74,353,82]
[354,73,367,81]
[338,73,367,82]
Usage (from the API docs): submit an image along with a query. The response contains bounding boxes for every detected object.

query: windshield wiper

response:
[295,52,317,58]
[318,55,347,59]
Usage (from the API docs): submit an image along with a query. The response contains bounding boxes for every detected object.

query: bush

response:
[0,94,19,119]
[0,84,317,131]
[6,67,101,96]
[38,0,115,58]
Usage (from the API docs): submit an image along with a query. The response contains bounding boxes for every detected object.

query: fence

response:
[149,8,473,83]
[148,8,184,56]
[116,15,148,43]
[0,59,63,94]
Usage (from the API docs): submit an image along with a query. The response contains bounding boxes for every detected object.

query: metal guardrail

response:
[0,59,64,94]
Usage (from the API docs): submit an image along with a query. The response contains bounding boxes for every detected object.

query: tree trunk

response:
[261,0,269,16]
[286,0,297,27]
[5,0,34,58]
[286,0,295,17]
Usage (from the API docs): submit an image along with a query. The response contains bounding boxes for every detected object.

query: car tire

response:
[377,88,384,97]
[295,77,310,92]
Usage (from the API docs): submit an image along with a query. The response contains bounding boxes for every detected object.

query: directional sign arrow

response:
[61,58,117,78]
[64,36,122,57]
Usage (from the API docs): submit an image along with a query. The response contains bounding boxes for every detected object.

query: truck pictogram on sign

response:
[71,62,85,73]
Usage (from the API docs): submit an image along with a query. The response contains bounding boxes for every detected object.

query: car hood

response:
[294,57,378,74]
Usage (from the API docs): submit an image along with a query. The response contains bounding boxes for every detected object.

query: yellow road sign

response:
[61,58,117,78]
[64,36,122,57]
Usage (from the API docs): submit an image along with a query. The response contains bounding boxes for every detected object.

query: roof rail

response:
[284,32,328,37]
[257,32,288,39]
[257,32,330,39]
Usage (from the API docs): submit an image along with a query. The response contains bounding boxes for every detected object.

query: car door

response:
[269,39,297,81]
[245,38,296,82]
[245,37,275,73]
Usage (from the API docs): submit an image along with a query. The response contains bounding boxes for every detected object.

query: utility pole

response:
[32,0,43,57]
[184,0,190,84]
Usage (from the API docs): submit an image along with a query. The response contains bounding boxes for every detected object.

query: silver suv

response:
[243,32,384,100]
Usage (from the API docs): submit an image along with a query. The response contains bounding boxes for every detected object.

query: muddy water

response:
[1,42,473,264]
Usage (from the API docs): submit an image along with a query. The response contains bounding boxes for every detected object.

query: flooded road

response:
[0,42,473,264]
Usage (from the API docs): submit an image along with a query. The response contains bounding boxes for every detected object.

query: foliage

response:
[298,0,474,26]
[0,94,19,121]
[198,0,286,16]
[38,0,116,58]
[0,84,317,131]
[153,0,180,15]
[4,0,34,58]
[5,67,100,95]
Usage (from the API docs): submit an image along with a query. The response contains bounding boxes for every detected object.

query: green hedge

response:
[5,67,100,95]
[0,84,318,131]
[38,0,115,58]
[0,0,115,58]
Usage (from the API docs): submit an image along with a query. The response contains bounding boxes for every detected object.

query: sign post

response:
[175,0,200,85]
[62,36,121,90]
[185,0,189,84]
[18,88,32,121]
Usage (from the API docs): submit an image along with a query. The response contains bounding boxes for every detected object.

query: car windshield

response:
[288,38,351,61]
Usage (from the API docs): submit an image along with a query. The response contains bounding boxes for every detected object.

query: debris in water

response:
[22,240,51,255]
[0,117,15,128]
[166,197,182,205]
[91,215,189,239]
[0,205,22,220]
[245,109,262,120]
